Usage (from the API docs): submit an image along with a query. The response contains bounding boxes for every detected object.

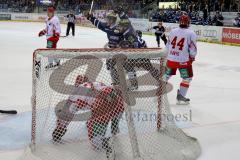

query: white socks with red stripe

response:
[179,79,191,97]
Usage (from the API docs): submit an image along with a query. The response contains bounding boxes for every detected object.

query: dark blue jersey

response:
[119,12,129,20]
[89,16,122,48]
[137,36,147,48]
[121,28,138,48]
[153,26,165,36]
[118,12,140,48]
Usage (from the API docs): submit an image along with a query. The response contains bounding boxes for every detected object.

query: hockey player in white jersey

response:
[165,15,197,105]
[38,6,61,69]
[52,75,124,158]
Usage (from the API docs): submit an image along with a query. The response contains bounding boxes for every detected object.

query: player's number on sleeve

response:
[171,36,185,51]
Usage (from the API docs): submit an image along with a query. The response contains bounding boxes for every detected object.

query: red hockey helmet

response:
[75,75,89,87]
[47,6,55,13]
[179,15,190,28]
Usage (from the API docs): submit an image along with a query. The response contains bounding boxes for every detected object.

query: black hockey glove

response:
[86,13,93,20]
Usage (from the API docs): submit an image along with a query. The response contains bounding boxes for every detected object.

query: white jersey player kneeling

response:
[165,15,197,105]
[52,75,124,158]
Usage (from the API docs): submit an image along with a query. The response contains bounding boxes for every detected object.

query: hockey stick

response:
[0,110,17,115]
[89,0,94,14]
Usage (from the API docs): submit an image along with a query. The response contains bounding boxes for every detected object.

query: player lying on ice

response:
[164,14,198,105]
[52,75,124,157]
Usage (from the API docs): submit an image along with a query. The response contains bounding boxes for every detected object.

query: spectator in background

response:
[231,2,238,12]
[214,1,221,11]
[205,15,213,26]
[188,2,193,13]
[233,13,240,27]
[151,10,166,22]
[195,13,203,25]
[180,1,187,12]
[203,4,209,23]
[213,11,224,26]
[158,10,167,22]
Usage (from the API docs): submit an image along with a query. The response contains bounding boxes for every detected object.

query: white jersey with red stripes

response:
[166,27,197,63]
[68,82,108,109]
[45,15,61,38]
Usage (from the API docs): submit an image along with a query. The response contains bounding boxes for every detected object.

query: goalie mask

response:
[75,75,89,87]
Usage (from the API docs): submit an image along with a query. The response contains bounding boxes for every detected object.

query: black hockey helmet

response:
[114,6,124,14]
[136,30,142,37]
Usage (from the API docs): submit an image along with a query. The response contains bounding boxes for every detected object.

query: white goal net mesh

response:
[21,48,201,160]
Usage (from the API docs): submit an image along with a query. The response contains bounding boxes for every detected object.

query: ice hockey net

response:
[21,48,201,160]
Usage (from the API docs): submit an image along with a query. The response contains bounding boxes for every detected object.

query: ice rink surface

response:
[0,21,240,160]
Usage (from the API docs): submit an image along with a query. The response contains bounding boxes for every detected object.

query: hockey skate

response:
[111,117,121,136]
[176,90,190,105]
[102,137,116,160]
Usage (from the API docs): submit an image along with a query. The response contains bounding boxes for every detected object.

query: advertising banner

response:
[4,12,240,46]
[11,13,30,20]
[130,18,151,32]
[0,14,11,20]
[222,28,240,44]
